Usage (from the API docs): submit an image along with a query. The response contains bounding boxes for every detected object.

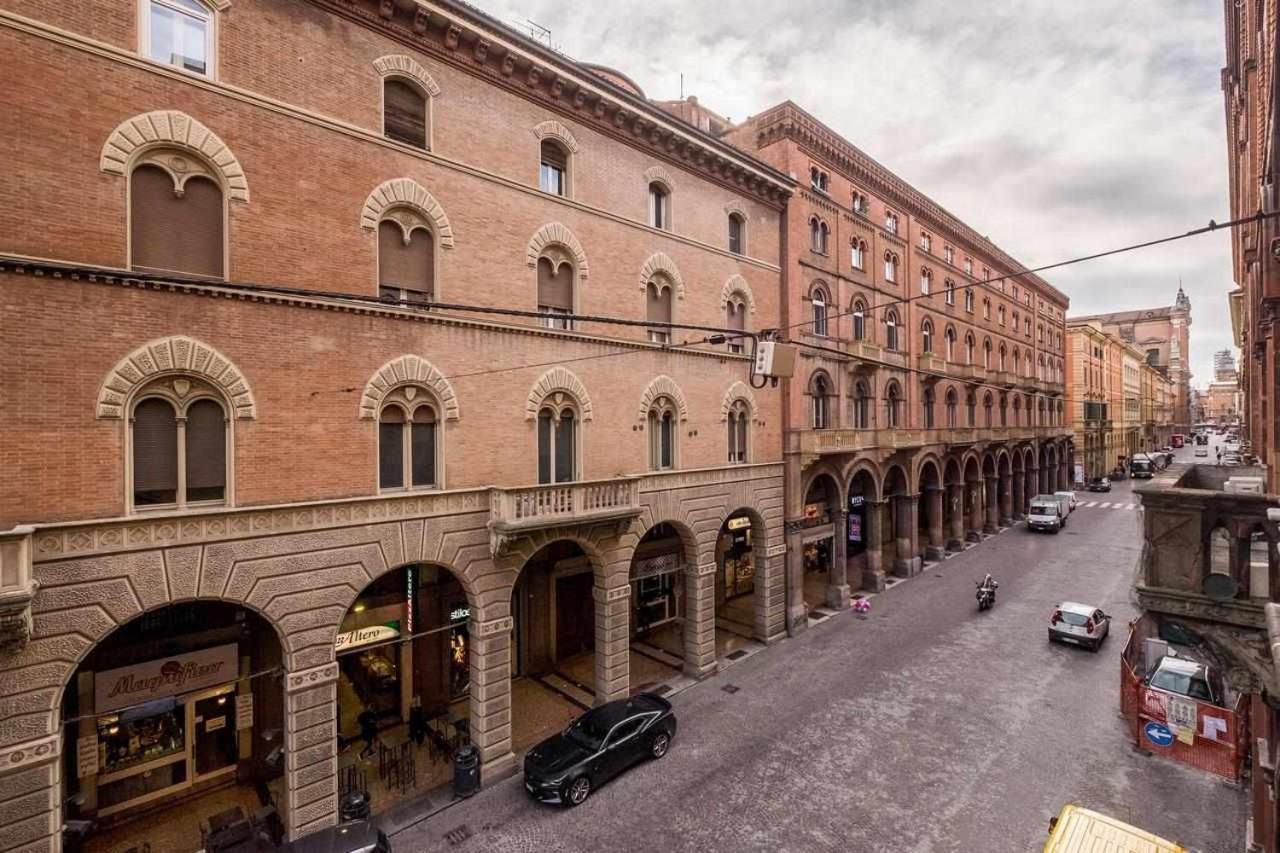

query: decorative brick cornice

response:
[526,367,594,421]
[638,375,690,423]
[638,253,684,299]
[97,335,257,420]
[372,53,441,97]
[720,380,757,421]
[532,120,579,153]
[360,178,455,248]
[527,222,589,279]
[721,274,756,314]
[359,354,460,420]
[100,110,249,202]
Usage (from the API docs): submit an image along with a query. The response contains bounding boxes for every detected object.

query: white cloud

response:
[484,0,1234,384]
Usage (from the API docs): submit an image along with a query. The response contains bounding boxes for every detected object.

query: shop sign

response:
[803,503,824,520]
[449,606,471,622]
[235,692,254,730]
[335,622,401,653]
[95,643,238,714]
[76,734,98,778]
[632,552,682,580]
[848,515,862,543]
[205,716,227,733]
[726,516,752,531]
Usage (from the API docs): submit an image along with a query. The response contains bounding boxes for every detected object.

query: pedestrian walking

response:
[358,708,378,759]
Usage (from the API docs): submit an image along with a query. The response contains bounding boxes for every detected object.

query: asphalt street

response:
[395,442,1246,853]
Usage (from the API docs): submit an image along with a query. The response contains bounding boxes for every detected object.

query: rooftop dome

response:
[581,63,646,99]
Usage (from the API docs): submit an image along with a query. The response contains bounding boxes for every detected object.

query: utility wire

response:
[777,210,1276,335]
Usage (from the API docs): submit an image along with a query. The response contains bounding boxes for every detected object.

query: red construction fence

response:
[1121,627,1247,781]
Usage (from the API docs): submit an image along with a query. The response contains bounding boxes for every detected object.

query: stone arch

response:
[644,165,677,191]
[361,178,455,248]
[723,201,748,219]
[996,447,1013,472]
[914,453,945,489]
[720,381,757,421]
[638,375,690,422]
[372,54,442,98]
[97,335,256,420]
[884,463,911,496]
[844,458,884,502]
[505,528,610,583]
[720,274,757,314]
[943,456,964,484]
[631,504,701,568]
[525,366,594,421]
[802,466,846,508]
[333,559,477,653]
[359,355,460,421]
[100,110,250,202]
[526,222,590,279]
[638,252,685,299]
[532,120,580,153]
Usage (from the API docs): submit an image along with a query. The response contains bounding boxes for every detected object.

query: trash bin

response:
[453,744,480,798]
[340,790,371,822]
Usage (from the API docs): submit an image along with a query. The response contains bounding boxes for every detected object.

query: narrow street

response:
[396,448,1245,853]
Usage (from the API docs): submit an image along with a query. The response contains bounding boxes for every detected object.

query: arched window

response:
[945,279,956,305]
[920,267,932,295]
[727,401,750,464]
[810,218,822,252]
[538,399,577,483]
[852,380,871,429]
[130,161,224,278]
[923,386,936,429]
[379,394,439,491]
[811,373,832,429]
[537,255,574,329]
[1038,323,1045,343]
[983,298,991,319]
[728,213,746,255]
[646,276,674,343]
[851,298,867,341]
[998,305,1006,325]
[540,139,569,196]
[378,214,434,306]
[812,286,829,336]
[725,295,747,354]
[999,344,1007,371]
[945,388,958,428]
[384,78,429,149]
[649,182,671,230]
[945,326,956,361]
[143,0,215,76]
[965,333,976,364]
[921,318,934,354]
[983,392,993,427]
[885,382,902,428]
[966,391,977,426]
[885,309,900,351]
[132,392,228,508]
[999,394,1008,426]
[648,396,678,469]
[1013,348,1021,375]
[884,252,898,283]
[851,239,866,269]
[964,288,974,312]
[1013,395,1022,425]
[1025,317,1032,336]
[983,338,992,369]
[921,232,933,252]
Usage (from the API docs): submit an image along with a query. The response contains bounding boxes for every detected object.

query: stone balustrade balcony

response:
[800,428,879,455]
[991,370,1017,387]
[916,354,946,375]
[489,478,641,553]
[941,427,980,445]
[0,525,37,654]
[848,340,883,363]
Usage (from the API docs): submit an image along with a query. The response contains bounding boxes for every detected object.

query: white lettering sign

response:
[235,692,254,731]
[1168,695,1198,734]
[95,644,238,714]
[335,624,400,653]
[76,735,98,779]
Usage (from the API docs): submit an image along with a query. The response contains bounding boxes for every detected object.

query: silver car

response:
[1048,601,1110,651]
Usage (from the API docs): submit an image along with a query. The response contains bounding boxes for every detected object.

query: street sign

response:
[1144,721,1175,748]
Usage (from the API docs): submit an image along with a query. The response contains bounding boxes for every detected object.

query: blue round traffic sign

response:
[1144,722,1174,748]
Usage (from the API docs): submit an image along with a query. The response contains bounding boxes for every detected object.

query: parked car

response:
[1027,495,1067,533]
[1145,655,1218,705]
[1053,490,1077,513]
[279,821,390,853]
[1047,602,1111,651]
[1086,477,1111,492]
[524,693,676,806]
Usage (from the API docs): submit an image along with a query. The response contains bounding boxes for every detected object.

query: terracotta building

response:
[0,0,796,848]
[718,101,1072,627]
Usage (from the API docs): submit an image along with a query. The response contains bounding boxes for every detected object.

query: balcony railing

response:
[941,427,979,444]
[489,478,641,554]
[951,364,987,382]
[848,340,883,362]
[991,370,1016,387]
[890,429,925,448]
[800,428,879,455]
[916,354,946,375]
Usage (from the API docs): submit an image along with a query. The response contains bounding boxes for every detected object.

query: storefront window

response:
[720,515,756,600]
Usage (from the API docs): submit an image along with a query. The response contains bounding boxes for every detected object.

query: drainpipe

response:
[779,185,806,637]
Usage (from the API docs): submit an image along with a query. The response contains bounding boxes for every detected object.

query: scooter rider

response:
[979,573,998,602]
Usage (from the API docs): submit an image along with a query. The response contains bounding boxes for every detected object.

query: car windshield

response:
[1059,611,1088,626]
[1030,503,1055,514]
[565,712,610,749]
[1150,669,1213,701]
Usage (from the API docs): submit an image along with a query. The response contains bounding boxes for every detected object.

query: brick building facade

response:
[0,1,795,848]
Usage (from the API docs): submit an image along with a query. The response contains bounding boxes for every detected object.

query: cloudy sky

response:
[483,0,1235,386]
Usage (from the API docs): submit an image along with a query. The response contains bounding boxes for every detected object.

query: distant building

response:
[1214,348,1239,382]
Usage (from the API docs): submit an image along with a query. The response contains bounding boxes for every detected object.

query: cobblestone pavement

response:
[392,454,1245,853]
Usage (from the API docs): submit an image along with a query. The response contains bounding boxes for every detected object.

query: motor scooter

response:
[975,578,997,611]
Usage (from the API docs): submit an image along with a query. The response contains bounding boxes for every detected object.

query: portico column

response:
[967,480,984,541]
[283,662,339,839]
[946,484,965,550]
[1060,460,1070,491]
[862,500,886,591]
[895,494,920,576]
[826,511,851,610]
[999,471,1013,526]
[593,570,630,703]
[984,475,999,533]
[784,520,808,635]
[1012,471,1024,520]
[1027,467,1038,504]
[926,486,946,559]
[0,732,59,853]
[470,616,518,784]
[683,562,718,679]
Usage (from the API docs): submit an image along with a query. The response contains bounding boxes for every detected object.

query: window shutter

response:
[184,399,226,501]
[379,408,405,489]
[537,411,553,484]
[384,80,427,148]
[555,412,575,482]
[411,407,437,487]
[540,141,567,170]
[726,301,745,332]
[133,398,178,505]
[537,257,574,310]
[131,166,223,278]
[379,221,434,297]
[646,283,671,324]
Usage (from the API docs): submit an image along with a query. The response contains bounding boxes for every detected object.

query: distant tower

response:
[1174,286,1191,312]
[1214,349,1238,381]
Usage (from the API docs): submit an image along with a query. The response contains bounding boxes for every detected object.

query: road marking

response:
[1125,503,1135,510]
[1084,501,1097,507]
[1098,502,1111,508]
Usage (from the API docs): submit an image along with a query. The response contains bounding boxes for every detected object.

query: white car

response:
[1048,602,1111,651]
[1195,447,1208,457]
[1053,490,1077,513]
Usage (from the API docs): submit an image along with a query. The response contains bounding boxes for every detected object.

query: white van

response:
[1028,494,1066,533]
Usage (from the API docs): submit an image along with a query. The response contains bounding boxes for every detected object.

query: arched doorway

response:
[628,522,692,690]
[981,454,998,533]
[799,473,842,609]
[944,458,965,551]
[715,508,766,656]
[60,602,286,852]
[510,541,596,750]
[963,455,982,541]
[917,460,944,560]
[846,467,881,589]
[335,563,471,817]
[884,465,917,575]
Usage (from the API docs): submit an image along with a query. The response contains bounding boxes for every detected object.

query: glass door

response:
[191,689,238,778]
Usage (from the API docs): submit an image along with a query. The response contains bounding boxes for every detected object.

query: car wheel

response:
[564,775,591,807]
[650,731,671,759]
